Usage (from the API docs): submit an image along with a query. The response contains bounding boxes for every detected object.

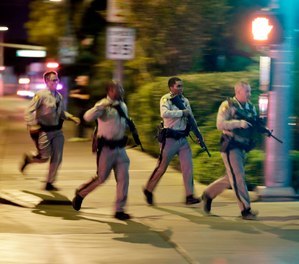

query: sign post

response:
[106,0,133,85]
[0,26,8,97]
[58,36,78,65]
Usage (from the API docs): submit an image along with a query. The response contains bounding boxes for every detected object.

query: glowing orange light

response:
[252,17,273,41]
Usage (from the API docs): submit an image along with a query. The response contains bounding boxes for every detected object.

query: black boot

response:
[20,154,30,173]
[241,208,258,220]
[45,183,59,191]
[72,193,84,211]
[201,192,212,214]
[186,195,201,205]
[143,188,154,205]
[114,211,131,220]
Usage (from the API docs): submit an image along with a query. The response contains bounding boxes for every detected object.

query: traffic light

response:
[250,11,283,45]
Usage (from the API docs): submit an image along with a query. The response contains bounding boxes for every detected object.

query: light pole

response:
[0,26,8,67]
[0,26,8,96]
[258,0,297,198]
[48,0,72,35]
[47,0,77,65]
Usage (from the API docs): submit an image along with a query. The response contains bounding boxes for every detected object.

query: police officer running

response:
[201,81,259,220]
[20,71,80,191]
[72,80,131,221]
[143,77,201,206]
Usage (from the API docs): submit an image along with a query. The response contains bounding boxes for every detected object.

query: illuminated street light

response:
[0,26,8,31]
[0,26,8,96]
[259,93,269,118]
[0,26,8,67]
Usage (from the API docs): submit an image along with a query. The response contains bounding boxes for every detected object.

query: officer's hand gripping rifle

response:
[229,99,283,144]
[170,95,211,157]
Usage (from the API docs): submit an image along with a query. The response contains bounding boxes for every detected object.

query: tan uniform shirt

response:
[84,96,127,140]
[25,89,72,129]
[160,93,194,131]
[217,97,257,142]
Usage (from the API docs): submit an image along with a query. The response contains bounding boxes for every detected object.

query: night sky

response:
[0,0,38,73]
[0,0,31,43]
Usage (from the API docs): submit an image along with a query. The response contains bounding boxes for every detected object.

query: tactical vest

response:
[228,97,256,142]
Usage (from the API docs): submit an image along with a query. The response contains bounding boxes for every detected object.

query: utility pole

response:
[0,26,8,97]
[259,0,297,198]
[106,0,135,85]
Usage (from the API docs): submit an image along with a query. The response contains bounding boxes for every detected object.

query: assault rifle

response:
[228,99,283,144]
[170,95,211,157]
[113,104,144,151]
[126,118,145,151]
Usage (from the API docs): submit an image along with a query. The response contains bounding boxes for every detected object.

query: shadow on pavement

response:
[23,190,72,205]
[30,204,176,249]
[155,205,299,243]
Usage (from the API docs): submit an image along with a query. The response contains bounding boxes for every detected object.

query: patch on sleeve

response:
[221,102,229,113]
[162,97,168,103]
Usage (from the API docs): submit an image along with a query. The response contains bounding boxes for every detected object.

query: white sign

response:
[259,56,271,91]
[106,27,135,60]
[58,36,78,64]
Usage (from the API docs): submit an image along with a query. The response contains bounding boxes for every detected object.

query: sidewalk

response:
[0,102,299,263]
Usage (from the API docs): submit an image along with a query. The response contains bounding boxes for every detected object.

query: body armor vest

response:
[229,97,256,142]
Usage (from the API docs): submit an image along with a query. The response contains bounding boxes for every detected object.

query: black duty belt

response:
[165,129,187,140]
[220,134,255,153]
[40,124,62,132]
[98,136,128,149]
[40,119,63,132]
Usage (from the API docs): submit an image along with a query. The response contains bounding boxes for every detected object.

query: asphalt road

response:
[0,95,299,264]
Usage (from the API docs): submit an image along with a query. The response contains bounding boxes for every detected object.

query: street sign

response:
[106,27,135,60]
[58,36,78,64]
[259,56,271,91]
[16,50,46,58]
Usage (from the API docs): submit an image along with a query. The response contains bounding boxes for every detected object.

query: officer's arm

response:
[69,93,90,100]
[25,94,42,130]
[62,111,80,125]
[216,101,246,131]
[69,86,90,100]
[84,99,109,122]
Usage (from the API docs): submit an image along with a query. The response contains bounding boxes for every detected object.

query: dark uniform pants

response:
[146,137,194,196]
[204,148,251,211]
[76,146,130,212]
[28,130,64,184]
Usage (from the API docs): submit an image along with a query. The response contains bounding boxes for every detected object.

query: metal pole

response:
[259,0,297,198]
[113,60,123,85]
[0,31,4,67]
[0,30,5,97]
